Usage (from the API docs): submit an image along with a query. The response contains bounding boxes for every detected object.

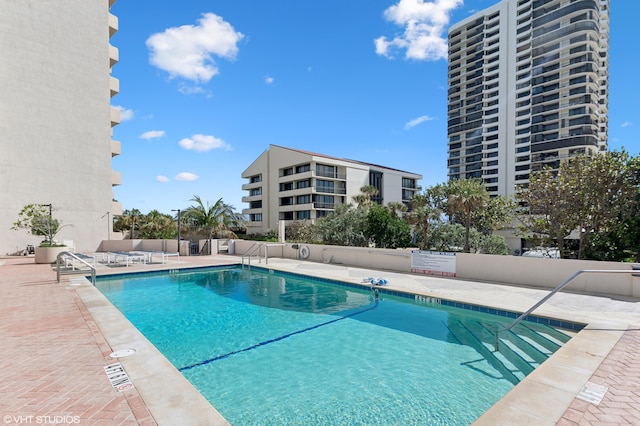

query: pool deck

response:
[1,254,639,425]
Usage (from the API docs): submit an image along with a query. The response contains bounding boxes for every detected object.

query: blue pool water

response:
[96,266,572,425]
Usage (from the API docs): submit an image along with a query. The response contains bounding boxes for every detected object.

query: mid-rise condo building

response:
[241,145,422,234]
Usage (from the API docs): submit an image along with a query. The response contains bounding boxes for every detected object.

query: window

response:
[313,195,334,209]
[250,200,262,209]
[296,179,311,189]
[250,175,261,183]
[250,188,261,196]
[295,163,310,173]
[279,182,293,191]
[316,164,336,178]
[250,213,262,222]
[280,197,294,206]
[316,179,335,193]
[297,195,310,205]
[296,211,311,220]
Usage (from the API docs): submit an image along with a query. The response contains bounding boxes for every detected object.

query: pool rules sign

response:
[410,250,456,277]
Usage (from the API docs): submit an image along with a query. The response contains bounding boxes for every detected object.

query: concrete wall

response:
[99,240,185,255]
[232,240,640,298]
[456,253,638,297]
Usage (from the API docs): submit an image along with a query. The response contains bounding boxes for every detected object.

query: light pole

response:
[171,209,181,254]
[131,212,136,239]
[101,211,111,240]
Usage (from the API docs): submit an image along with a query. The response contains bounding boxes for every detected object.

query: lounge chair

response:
[148,251,179,264]
[108,251,147,267]
[63,252,98,270]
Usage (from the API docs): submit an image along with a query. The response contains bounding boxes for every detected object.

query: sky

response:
[110,0,639,215]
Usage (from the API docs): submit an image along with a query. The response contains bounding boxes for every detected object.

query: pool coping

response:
[74,277,230,426]
[80,260,634,425]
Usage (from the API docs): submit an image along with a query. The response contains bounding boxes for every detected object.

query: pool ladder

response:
[55,251,96,286]
[241,242,269,268]
[493,268,639,351]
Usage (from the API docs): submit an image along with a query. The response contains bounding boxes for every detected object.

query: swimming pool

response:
[96,266,575,425]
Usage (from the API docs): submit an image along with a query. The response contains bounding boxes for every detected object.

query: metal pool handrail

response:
[56,251,96,286]
[494,268,639,351]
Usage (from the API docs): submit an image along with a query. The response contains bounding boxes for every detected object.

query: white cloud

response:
[405,115,435,129]
[178,134,231,152]
[375,0,463,60]
[156,175,170,183]
[140,130,166,140]
[264,76,274,85]
[113,105,134,121]
[146,13,244,83]
[622,121,633,127]
[175,172,199,181]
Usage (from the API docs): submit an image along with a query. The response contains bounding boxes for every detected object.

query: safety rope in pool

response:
[179,300,379,372]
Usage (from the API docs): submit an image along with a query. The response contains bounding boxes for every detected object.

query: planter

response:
[34,246,68,264]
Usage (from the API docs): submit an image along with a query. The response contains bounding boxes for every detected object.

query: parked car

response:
[522,247,560,259]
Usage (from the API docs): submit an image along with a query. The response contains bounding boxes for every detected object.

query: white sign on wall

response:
[411,250,456,277]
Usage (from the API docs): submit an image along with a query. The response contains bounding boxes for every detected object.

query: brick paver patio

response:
[558,329,640,425]
[0,257,155,426]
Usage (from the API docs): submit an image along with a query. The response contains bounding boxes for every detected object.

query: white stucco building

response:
[241,145,422,235]
[0,0,122,255]
[447,0,609,197]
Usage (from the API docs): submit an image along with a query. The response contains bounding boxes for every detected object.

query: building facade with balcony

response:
[447,0,609,197]
[241,145,422,234]
[0,0,122,254]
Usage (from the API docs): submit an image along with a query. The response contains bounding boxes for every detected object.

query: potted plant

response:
[11,204,70,263]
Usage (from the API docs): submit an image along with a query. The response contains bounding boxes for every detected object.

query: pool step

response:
[446,319,571,385]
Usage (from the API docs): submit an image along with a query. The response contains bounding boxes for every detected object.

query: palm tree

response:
[352,185,379,208]
[140,210,176,239]
[116,209,142,239]
[386,201,407,218]
[406,186,445,249]
[181,195,245,239]
[445,179,489,253]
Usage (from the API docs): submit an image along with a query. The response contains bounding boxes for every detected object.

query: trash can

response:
[228,240,235,255]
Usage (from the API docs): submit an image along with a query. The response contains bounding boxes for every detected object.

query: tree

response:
[443,178,490,253]
[352,185,379,208]
[406,185,446,250]
[311,204,368,247]
[11,203,61,246]
[518,150,640,259]
[365,204,411,249]
[181,195,245,239]
[139,210,176,240]
[516,167,576,258]
[568,151,639,259]
[385,201,407,218]
[424,222,508,255]
[114,209,142,239]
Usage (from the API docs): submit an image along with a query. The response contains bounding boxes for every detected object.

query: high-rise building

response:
[447,0,609,197]
[242,145,422,234]
[0,0,122,255]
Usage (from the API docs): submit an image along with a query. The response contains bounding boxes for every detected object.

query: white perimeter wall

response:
[232,240,640,298]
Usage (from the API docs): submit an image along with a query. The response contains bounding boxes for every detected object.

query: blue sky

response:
[110,0,639,215]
